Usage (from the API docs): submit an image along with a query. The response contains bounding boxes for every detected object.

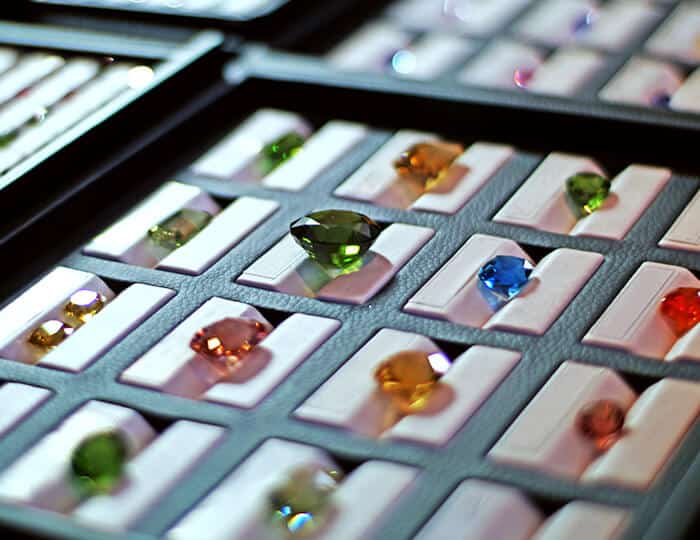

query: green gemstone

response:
[257,132,306,175]
[266,466,340,537]
[148,208,212,250]
[70,431,128,498]
[565,172,612,218]
[290,209,382,270]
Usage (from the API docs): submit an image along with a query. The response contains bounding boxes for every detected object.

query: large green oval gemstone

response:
[565,172,611,218]
[70,431,128,498]
[290,210,382,270]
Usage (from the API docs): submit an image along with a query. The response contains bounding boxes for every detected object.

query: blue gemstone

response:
[478,256,534,309]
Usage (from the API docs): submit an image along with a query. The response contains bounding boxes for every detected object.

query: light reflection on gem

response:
[127,66,155,89]
[428,351,452,376]
[390,49,417,75]
[572,10,597,33]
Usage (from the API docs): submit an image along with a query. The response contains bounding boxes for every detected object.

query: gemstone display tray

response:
[0,18,223,245]
[3,36,700,540]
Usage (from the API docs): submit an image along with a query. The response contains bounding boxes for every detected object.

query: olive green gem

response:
[257,132,306,175]
[266,466,341,537]
[290,209,382,270]
[565,172,611,218]
[148,208,212,250]
[70,431,128,497]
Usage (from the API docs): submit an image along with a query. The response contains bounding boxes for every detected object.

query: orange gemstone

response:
[190,318,269,373]
[577,400,626,451]
[393,141,464,190]
[661,287,700,336]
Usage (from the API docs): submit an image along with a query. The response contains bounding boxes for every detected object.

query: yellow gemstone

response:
[28,320,74,350]
[148,209,212,250]
[374,350,450,413]
[393,141,464,190]
[64,290,106,324]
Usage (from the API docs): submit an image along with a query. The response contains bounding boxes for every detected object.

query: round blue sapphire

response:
[477,256,534,309]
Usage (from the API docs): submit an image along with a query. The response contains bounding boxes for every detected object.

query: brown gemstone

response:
[393,141,464,191]
[577,399,626,451]
[190,317,269,373]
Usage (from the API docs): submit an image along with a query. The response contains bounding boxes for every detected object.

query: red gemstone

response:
[660,287,700,336]
[190,318,269,373]
[577,399,626,451]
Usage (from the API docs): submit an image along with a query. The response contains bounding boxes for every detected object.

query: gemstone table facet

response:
[148,208,213,251]
[393,141,464,190]
[64,289,106,324]
[28,320,74,350]
[477,255,534,310]
[661,287,700,336]
[257,132,306,175]
[577,399,626,452]
[565,172,611,218]
[290,209,382,270]
[374,350,450,413]
[265,466,340,537]
[70,431,128,498]
[190,317,269,373]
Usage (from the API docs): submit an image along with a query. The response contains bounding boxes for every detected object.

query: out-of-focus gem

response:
[577,400,626,451]
[257,132,306,175]
[266,466,340,537]
[374,350,450,413]
[70,431,128,497]
[393,141,464,190]
[148,208,212,250]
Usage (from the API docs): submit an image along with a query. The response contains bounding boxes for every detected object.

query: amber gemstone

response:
[190,317,269,373]
[148,208,212,251]
[64,289,106,324]
[661,288,700,336]
[393,141,464,190]
[374,350,451,413]
[577,400,626,451]
[28,320,74,350]
[266,466,340,537]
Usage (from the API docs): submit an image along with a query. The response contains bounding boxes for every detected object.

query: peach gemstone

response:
[190,317,269,372]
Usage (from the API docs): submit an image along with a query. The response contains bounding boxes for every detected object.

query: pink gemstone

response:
[513,68,535,89]
[190,317,269,373]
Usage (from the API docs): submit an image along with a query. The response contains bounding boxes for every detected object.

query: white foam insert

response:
[489,362,637,479]
[73,420,224,532]
[578,1,660,51]
[405,234,599,335]
[39,283,175,372]
[600,56,683,106]
[0,53,65,105]
[156,196,279,275]
[262,121,369,191]
[583,262,700,360]
[646,3,700,64]
[528,48,604,96]
[0,383,51,437]
[484,249,603,335]
[191,109,311,180]
[336,130,513,213]
[0,267,114,365]
[84,181,221,266]
[167,438,416,540]
[0,47,18,76]
[493,152,606,234]
[122,297,339,407]
[582,379,700,489]
[238,223,434,305]
[297,329,520,443]
[415,479,543,540]
[459,39,544,89]
[660,189,700,253]
[532,502,628,540]
[0,401,155,512]
[515,0,597,47]
[670,68,700,113]
[326,22,413,72]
